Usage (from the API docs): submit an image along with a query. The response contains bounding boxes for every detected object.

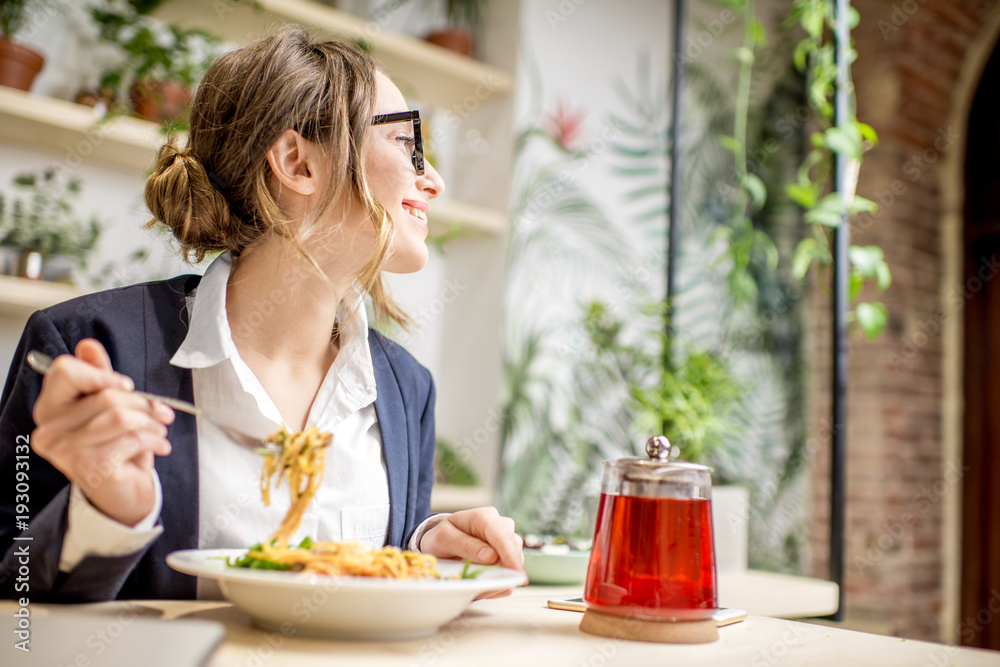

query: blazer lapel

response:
[370,333,408,547]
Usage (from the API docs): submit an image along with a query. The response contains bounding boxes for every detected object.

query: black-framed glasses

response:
[371,110,424,175]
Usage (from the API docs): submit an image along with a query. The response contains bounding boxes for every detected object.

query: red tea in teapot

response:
[584,493,718,620]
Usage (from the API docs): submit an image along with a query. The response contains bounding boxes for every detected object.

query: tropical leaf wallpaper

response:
[500,0,811,573]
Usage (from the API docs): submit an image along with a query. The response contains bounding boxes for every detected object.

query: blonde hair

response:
[144,26,409,327]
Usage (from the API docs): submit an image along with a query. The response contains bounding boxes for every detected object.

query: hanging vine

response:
[720,0,890,340]
[786,0,891,340]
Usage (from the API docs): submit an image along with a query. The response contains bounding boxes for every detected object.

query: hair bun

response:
[144,141,238,262]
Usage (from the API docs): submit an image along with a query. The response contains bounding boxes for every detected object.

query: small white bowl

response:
[522,547,591,585]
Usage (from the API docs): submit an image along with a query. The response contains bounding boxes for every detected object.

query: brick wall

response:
[806,0,997,641]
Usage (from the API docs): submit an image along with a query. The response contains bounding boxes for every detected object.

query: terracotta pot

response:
[0,38,45,91]
[425,28,474,57]
[130,79,192,124]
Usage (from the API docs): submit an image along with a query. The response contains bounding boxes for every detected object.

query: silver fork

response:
[26,350,280,455]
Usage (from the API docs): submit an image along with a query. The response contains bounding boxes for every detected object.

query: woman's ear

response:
[266,129,322,195]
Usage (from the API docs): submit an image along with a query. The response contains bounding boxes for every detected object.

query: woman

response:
[0,27,522,602]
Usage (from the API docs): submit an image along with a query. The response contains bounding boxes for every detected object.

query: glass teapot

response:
[583,436,718,621]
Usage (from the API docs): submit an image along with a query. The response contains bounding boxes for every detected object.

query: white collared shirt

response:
[59,253,411,587]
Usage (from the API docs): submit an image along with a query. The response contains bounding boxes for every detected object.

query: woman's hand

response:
[30,339,175,527]
[419,507,525,599]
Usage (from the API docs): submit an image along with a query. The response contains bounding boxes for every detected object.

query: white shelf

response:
[430,484,493,512]
[0,86,165,173]
[430,199,506,236]
[0,86,506,236]
[151,0,514,110]
[0,274,84,318]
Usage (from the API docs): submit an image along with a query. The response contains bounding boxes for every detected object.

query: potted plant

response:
[90,1,223,124]
[581,301,751,571]
[0,0,46,91]
[0,168,102,283]
[425,0,484,57]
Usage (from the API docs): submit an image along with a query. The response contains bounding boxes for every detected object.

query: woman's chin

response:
[384,246,430,274]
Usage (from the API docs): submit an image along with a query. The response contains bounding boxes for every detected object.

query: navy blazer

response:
[0,275,436,602]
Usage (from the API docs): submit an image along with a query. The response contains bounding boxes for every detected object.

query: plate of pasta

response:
[166,427,525,639]
[166,546,525,640]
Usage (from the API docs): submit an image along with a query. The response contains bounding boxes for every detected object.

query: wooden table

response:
[5,585,999,667]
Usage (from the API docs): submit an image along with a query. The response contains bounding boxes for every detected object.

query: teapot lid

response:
[615,435,713,473]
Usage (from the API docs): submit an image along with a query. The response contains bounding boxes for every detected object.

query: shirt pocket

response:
[340,505,390,548]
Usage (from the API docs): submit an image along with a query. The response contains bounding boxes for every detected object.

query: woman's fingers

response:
[449,508,525,571]
[75,338,114,372]
[37,389,167,437]
[424,519,496,562]
[27,338,172,526]
[422,507,526,572]
[33,346,134,425]
[420,508,526,601]
[35,408,171,475]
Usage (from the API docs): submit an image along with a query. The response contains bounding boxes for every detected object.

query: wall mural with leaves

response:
[499,0,821,573]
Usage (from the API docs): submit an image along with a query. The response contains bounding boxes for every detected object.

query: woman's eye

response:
[396,134,415,146]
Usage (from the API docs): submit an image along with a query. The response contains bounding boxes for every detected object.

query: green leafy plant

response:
[89,0,224,123]
[784,0,890,340]
[715,0,780,304]
[441,0,483,35]
[434,438,479,487]
[584,302,741,468]
[0,168,102,261]
[0,0,35,39]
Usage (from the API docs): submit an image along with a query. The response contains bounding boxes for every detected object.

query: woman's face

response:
[363,72,446,273]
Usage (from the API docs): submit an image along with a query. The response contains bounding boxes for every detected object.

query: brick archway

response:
[807,0,1000,643]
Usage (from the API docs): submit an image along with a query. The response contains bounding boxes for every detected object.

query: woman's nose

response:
[418,159,445,199]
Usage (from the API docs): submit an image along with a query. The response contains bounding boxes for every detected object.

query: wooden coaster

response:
[579,608,719,644]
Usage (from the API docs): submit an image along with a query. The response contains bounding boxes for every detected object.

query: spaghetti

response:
[230,425,441,579]
[259,426,332,548]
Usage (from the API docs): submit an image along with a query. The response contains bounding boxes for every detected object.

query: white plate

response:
[166,548,526,640]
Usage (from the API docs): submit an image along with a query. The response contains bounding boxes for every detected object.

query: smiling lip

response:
[402,199,428,213]
[402,200,429,229]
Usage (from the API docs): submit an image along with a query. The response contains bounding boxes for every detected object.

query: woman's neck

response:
[225,240,359,430]
[225,239,352,368]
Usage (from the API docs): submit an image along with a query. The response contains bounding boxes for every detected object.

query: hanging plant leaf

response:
[855,301,888,340]
[792,238,819,280]
[742,173,767,209]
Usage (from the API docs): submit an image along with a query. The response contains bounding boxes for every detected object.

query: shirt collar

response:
[170,252,236,369]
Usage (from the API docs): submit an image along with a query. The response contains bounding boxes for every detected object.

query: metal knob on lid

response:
[645,435,671,460]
